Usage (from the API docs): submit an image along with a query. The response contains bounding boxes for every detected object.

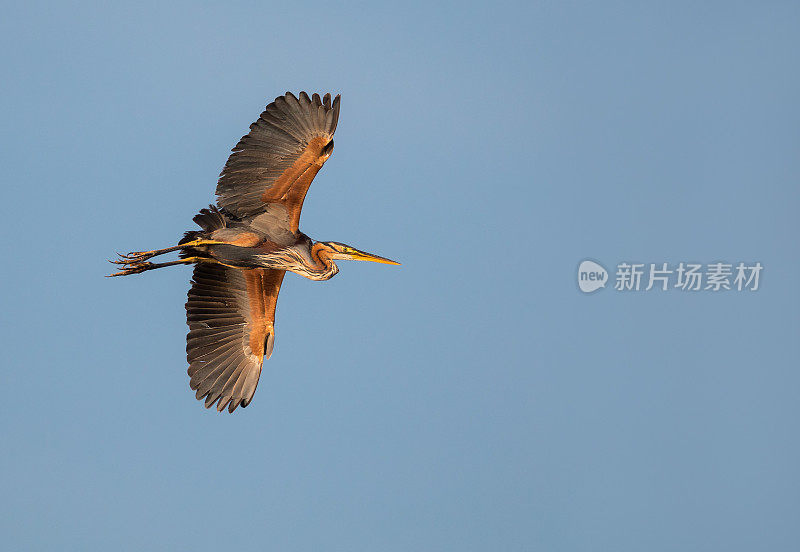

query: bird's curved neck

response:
[304,242,339,280]
[255,242,338,280]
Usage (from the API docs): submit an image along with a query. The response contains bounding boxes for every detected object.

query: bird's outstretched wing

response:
[186,263,285,413]
[215,91,340,231]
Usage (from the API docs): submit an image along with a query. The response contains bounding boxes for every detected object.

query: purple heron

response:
[110,91,398,413]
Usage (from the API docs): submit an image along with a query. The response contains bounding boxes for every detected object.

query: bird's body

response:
[179,207,348,279]
[110,92,398,412]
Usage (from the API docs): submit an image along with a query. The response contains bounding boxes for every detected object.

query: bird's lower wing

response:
[185,263,285,413]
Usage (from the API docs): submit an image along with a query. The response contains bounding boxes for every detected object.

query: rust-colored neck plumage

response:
[255,242,339,281]
[304,242,340,280]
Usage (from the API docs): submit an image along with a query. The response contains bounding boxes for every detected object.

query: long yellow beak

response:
[348,250,401,265]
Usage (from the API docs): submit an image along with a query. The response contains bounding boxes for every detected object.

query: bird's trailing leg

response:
[112,239,225,264]
[107,256,208,277]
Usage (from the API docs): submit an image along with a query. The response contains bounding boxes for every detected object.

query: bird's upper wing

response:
[215,91,340,231]
[186,262,285,413]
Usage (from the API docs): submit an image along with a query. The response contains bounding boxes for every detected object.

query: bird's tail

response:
[179,205,227,253]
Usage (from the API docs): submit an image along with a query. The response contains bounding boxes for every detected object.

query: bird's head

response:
[316,241,401,265]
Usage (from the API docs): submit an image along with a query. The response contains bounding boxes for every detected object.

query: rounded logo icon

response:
[578,260,608,293]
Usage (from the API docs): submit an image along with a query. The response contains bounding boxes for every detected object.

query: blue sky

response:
[1,2,798,550]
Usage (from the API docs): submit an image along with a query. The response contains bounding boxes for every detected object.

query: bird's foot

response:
[111,250,157,264]
[107,261,153,277]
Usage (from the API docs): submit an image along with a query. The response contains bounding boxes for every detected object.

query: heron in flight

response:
[110,92,398,413]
